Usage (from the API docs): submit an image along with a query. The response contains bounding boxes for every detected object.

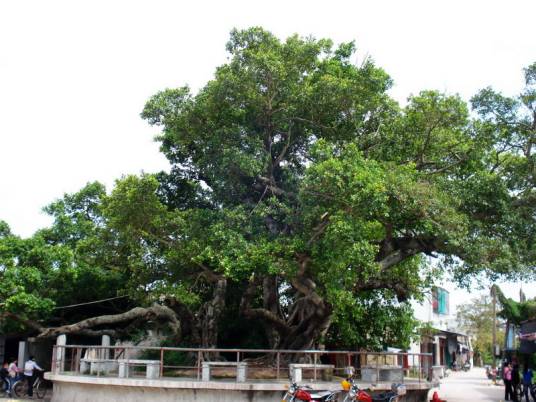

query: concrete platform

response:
[46,372,435,402]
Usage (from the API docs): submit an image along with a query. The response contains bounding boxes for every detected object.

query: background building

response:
[409,286,472,375]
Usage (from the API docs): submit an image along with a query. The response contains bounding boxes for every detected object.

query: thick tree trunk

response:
[262,276,282,349]
[198,278,227,350]
[277,301,332,350]
[240,255,333,352]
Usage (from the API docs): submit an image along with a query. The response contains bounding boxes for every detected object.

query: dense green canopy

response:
[1,28,534,351]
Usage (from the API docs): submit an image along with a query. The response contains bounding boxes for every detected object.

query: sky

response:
[0,0,535,306]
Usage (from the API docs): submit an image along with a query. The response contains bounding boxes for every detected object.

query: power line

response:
[53,295,128,310]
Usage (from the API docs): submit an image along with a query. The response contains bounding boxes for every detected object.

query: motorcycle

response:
[462,362,471,372]
[342,380,406,402]
[282,382,340,401]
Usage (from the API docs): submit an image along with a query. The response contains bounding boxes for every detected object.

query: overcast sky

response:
[1,0,535,304]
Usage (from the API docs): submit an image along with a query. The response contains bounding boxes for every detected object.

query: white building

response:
[408,286,472,373]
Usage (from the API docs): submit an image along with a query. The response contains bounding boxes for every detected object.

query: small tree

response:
[457,295,504,366]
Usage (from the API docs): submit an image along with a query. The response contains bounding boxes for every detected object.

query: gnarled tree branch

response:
[35,304,180,339]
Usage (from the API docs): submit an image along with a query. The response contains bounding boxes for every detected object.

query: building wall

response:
[50,378,431,402]
[411,288,458,332]
[409,286,471,368]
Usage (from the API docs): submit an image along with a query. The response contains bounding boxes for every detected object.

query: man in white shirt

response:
[23,356,43,398]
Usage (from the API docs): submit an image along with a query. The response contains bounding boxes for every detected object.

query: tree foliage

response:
[1,29,534,351]
[492,285,536,326]
[457,295,504,365]
[139,28,535,349]
[0,183,129,335]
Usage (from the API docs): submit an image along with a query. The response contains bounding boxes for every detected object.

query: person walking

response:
[522,367,533,402]
[504,362,513,401]
[23,356,43,398]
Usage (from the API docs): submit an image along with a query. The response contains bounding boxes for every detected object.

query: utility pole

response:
[491,285,497,370]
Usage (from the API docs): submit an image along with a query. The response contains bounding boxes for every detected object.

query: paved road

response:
[431,367,505,402]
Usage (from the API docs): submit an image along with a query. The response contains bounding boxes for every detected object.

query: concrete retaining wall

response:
[53,382,280,402]
[47,374,432,402]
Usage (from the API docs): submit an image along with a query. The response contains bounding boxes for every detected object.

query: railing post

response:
[375,353,379,385]
[313,352,317,381]
[197,351,201,380]
[125,347,130,378]
[97,346,100,378]
[276,352,280,380]
[69,347,73,372]
[75,347,81,374]
[51,345,57,374]
[160,348,164,378]
[418,354,422,383]
[55,334,67,373]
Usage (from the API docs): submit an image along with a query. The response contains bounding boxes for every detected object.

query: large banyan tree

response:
[1,28,535,351]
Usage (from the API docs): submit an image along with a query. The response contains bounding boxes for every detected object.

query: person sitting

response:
[0,362,9,395]
[7,358,22,397]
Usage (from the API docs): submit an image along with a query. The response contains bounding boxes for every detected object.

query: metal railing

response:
[52,344,433,384]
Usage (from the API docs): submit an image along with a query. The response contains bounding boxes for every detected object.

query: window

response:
[432,287,449,315]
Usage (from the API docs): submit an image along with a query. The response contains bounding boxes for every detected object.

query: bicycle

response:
[12,372,47,399]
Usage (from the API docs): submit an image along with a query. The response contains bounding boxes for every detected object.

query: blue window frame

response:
[432,287,449,315]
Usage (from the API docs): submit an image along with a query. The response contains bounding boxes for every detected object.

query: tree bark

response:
[198,278,227,349]
[262,276,282,348]
[240,255,332,351]
[33,304,180,339]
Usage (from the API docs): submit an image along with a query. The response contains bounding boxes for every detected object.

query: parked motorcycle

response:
[282,382,340,401]
[462,362,471,372]
[342,380,406,402]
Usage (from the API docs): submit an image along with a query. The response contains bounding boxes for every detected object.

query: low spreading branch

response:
[32,304,180,339]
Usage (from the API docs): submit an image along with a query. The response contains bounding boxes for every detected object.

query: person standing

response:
[513,364,521,402]
[23,356,43,398]
[504,362,513,401]
[522,367,533,402]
